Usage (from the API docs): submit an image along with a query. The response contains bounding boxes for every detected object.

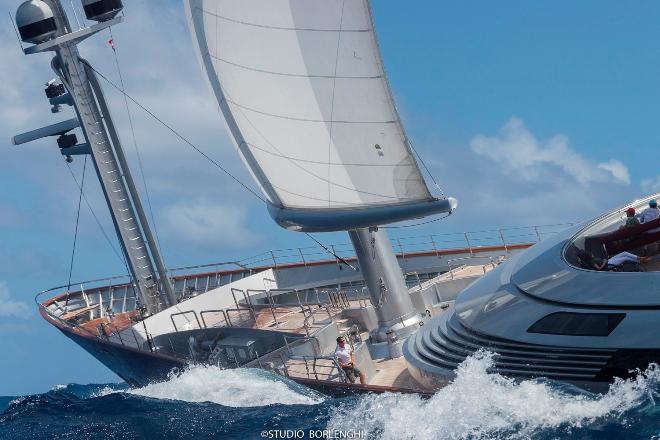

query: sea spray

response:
[2,353,660,439]
[126,365,325,407]
[328,351,660,440]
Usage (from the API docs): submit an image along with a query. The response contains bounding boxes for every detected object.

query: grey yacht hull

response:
[404,194,660,391]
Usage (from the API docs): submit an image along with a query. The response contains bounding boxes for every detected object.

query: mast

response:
[12,0,176,314]
[349,227,422,343]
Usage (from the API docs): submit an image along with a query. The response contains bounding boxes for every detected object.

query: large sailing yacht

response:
[13,0,660,394]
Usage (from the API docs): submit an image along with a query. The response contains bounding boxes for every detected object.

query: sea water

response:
[2,352,659,439]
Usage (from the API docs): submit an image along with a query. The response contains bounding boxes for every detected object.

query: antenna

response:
[8,11,24,52]
[68,0,82,29]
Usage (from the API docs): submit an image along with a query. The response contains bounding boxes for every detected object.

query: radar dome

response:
[15,0,57,44]
[81,0,123,22]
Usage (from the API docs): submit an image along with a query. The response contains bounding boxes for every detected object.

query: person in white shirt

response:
[334,337,366,384]
[637,199,660,256]
[639,199,660,230]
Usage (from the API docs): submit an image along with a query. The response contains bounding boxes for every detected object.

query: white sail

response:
[185,0,455,230]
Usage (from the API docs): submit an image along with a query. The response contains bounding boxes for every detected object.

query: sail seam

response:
[246,141,414,167]
[210,54,382,80]
[272,184,424,206]
[225,87,420,202]
[224,97,396,124]
[199,7,371,33]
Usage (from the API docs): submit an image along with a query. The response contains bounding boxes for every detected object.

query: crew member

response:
[640,199,660,230]
[624,207,640,227]
[334,336,366,385]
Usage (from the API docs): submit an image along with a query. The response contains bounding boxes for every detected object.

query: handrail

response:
[36,222,574,309]
[407,271,423,291]
[285,353,349,383]
[446,254,504,280]
[301,307,314,336]
[249,289,279,327]
[37,297,208,362]
[170,310,201,332]
[283,334,322,356]
[200,309,229,329]
[224,307,255,327]
[268,288,308,315]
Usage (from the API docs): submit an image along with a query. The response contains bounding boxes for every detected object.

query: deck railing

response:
[33,223,576,371]
[35,223,574,324]
[236,223,574,268]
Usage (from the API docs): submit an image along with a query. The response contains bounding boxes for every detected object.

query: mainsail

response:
[185,0,456,231]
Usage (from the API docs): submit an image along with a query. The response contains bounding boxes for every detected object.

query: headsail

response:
[185,0,456,231]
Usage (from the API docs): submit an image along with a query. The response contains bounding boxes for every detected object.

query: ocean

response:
[2,352,659,440]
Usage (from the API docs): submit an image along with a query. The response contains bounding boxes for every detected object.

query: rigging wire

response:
[107,28,165,259]
[64,160,131,274]
[87,64,268,204]
[304,232,357,271]
[408,139,444,196]
[325,0,346,207]
[8,11,24,52]
[66,156,87,297]
[68,0,82,29]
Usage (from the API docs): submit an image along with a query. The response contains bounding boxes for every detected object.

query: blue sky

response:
[0,0,658,396]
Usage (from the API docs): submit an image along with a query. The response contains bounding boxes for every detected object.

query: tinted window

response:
[527,312,625,337]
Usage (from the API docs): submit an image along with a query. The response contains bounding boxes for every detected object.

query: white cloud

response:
[470,117,630,186]
[597,160,630,185]
[161,200,257,248]
[641,176,660,194]
[0,281,30,319]
[409,117,639,231]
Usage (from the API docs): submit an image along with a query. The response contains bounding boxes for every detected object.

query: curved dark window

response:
[527,312,625,337]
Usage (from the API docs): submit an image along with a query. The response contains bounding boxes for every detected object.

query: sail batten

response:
[186,0,454,229]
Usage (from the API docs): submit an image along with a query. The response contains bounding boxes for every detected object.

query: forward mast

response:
[12,0,175,314]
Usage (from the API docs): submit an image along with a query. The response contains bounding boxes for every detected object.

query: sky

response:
[0,0,659,396]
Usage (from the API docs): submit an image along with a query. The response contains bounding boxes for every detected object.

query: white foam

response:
[328,351,660,440]
[91,386,120,398]
[8,396,26,406]
[125,366,324,407]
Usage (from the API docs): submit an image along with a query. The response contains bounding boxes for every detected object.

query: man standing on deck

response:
[335,337,366,385]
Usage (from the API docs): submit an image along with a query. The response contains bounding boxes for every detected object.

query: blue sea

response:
[2,353,660,440]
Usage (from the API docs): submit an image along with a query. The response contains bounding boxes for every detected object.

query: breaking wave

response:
[2,352,659,439]
[328,351,660,439]
[114,365,324,407]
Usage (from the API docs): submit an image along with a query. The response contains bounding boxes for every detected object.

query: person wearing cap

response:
[624,207,640,228]
[640,199,660,223]
[334,336,366,384]
[639,199,660,237]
